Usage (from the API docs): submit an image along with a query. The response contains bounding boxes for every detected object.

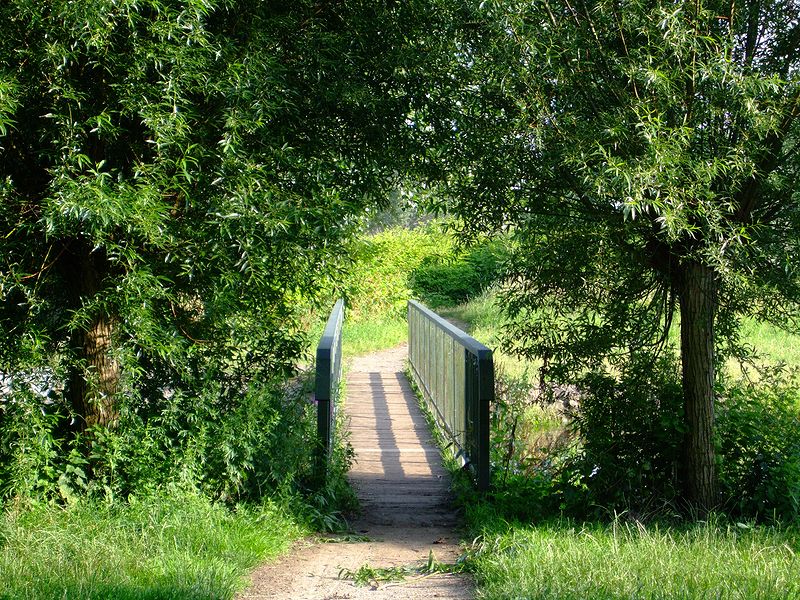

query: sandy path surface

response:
[239,345,474,600]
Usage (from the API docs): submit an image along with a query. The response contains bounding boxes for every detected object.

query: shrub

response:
[338,224,509,321]
[0,370,324,506]
[717,370,800,521]
[411,239,507,307]
[341,223,454,320]
[476,352,685,521]
[484,353,800,522]
[560,353,685,514]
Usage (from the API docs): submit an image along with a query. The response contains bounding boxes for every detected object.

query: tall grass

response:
[342,318,408,357]
[470,517,800,600]
[0,494,302,600]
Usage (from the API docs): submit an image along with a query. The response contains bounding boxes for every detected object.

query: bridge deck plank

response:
[344,346,455,528]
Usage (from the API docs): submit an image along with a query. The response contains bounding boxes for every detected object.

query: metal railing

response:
[314,299,344,476]
[407,300,493,491]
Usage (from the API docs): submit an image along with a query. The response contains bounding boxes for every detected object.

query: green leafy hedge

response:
[341,223,508,320]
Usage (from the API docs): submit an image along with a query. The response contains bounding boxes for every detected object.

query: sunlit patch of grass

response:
[470,517,800,600]
[728,319,800,373]
[342,317,408,357]
[0,494,302,600]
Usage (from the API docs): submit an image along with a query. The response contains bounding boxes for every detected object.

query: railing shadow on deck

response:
[345,370,444,480]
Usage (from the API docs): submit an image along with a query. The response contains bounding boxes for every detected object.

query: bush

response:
[717,370,800,521]
[411,239,507,307]
[0,370,324,506]
[341,223,455,320]
[558,353,685,514]
[339,224,509,321]
[483,353,800,522]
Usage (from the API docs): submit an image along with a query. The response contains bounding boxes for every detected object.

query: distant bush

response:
[411,239,508,307]
[340,224,508,320]
[341,223,455,321]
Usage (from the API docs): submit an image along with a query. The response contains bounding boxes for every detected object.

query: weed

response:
[318,533,372,543]
[338,551,465,588]
[338,564,413,587]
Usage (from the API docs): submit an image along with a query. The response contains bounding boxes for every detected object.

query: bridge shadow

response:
[346,368,455,528]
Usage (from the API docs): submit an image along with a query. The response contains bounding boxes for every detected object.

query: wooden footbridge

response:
[240,301,494,599]
[314,300,494,526]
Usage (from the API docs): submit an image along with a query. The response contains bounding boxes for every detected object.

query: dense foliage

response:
[421,0,800,509]
[0,0,437,502]
[340,223,507,320]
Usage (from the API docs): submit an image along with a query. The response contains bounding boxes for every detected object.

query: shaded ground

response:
[239,345,473,600]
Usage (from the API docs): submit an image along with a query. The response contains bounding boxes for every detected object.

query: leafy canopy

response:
[424,0,800,375]
[0,0,445,499]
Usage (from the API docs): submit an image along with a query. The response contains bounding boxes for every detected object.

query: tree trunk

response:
[64,242,120,430]
[678,260,718,510]
[69,312,120,429]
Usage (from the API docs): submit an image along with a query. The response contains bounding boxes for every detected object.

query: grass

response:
[468,516,800,600]
[726,319,800,377]
[342,316,408,357]
[0,493,303,600]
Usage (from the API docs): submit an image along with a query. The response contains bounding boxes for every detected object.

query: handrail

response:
[314,299,345,477]
[407,300,493,490]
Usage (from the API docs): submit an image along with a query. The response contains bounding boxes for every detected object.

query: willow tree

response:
[425,0,800,508]
[0,0,428,447]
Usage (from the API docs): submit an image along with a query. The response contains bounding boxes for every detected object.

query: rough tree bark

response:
[678,260,718,510]
[63,241,120,430]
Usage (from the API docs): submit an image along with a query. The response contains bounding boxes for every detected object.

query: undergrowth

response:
[432,290,800,600]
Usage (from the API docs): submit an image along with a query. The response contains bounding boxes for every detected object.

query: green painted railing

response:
[408,300,493,491]
[315,299,344,476]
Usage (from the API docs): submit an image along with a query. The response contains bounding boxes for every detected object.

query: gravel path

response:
[239,345,474,600]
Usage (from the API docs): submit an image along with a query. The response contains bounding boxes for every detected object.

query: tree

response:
[423,0,800,509]
[0,0,438,479]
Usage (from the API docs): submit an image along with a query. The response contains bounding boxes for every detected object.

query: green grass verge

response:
[0,494,303,600]
[342,317,408,357]
[468,516,800,600]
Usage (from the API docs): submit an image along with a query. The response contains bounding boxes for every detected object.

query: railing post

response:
[314,299,344,481]
[476,347,493,491]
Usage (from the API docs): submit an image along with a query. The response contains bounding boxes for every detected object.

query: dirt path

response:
[239,345,474,600]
